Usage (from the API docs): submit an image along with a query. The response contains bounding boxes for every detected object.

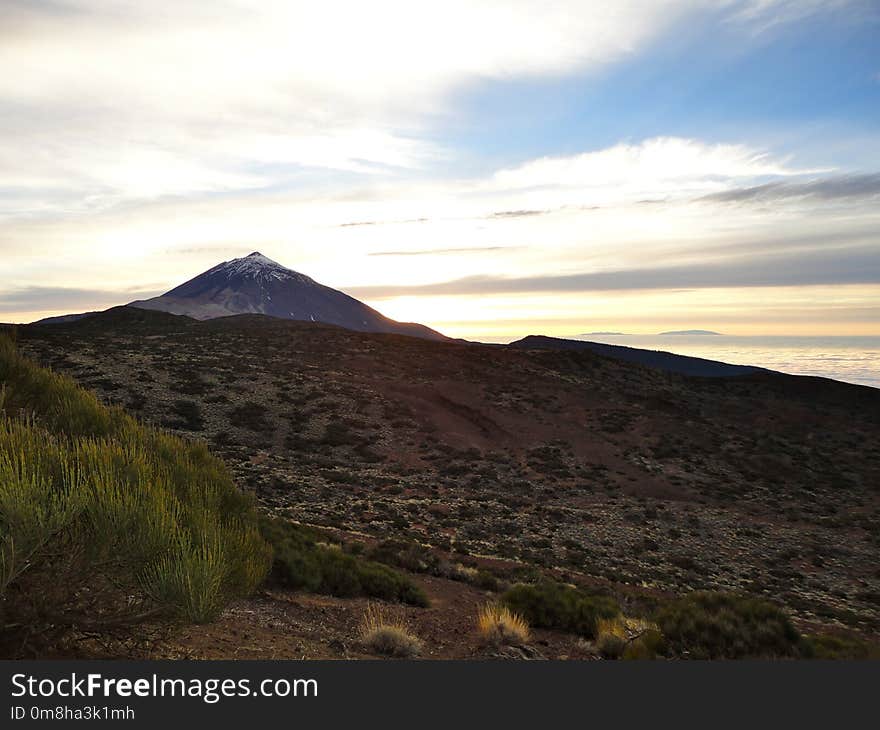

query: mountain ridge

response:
[510,334,769,378]
[659,329,722,336]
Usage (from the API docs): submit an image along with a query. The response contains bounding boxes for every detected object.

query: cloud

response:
[726,0,857,33]
[165,245,252,257]
[487,137,821,198]
[700,173,880,203]
[369,246,513,257]
[2,134,876,317]
[489,210,549,218]
[339,218,429,228]
[347,244,880,298]
[0,1,853,213]
[0,1,699,209]
[0,285,163,314]
[333,137,838,229]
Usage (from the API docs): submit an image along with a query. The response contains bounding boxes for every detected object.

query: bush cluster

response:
[654,591,801,659]
[502,581,619,638]
[800,632,880,660]
[0,334,270,654]
[368,538,500,591]
[261,517,428,607]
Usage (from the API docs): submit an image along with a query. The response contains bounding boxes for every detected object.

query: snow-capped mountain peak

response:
[129,252,446,340]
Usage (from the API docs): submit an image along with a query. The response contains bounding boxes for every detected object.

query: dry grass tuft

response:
[596,616,629,659]
[596,616,628,640]
[477,602,531,646]
[359,603,423,658]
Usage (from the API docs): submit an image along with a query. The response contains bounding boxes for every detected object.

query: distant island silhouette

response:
[659,329,722,336]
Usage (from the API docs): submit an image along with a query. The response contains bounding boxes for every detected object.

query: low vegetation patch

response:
[165,398,204,431]
[0,334,270,655]
[502,581,619,639]
[261,517,428,606]
[596,631,628,659]
[367,538,501,591]
[228,401,272,433]
[359,603,423,658]
[595,616,664,660]
[477,603,530,646]
[368,538,443,574]
[800,633,880,660]
[654,591,801,659]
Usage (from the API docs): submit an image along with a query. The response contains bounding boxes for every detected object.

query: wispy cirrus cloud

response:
[700,173,880,203]
[0,285,163,314]
[485,137,825,205]
[369,246,514,257]
[488,210,548,218]
[347,244,880,298]
[725,0,861,33]
[339,218,429,228]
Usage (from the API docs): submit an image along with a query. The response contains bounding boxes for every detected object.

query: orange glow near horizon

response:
[367,285,880,340]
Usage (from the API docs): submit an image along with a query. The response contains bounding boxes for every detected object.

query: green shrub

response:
[321,422,358,446]
[654,591,801,659]
[0,335,270,653]
[473,569,501,592]
[165,399,204,431]
[367,538,502,592]
[367,538,441,574]
[228,401,271,433]
[622,629,666,660]
[597,633,627,659]
[502,581,619,638]
[261,517,428,607]
[800,633,880,660]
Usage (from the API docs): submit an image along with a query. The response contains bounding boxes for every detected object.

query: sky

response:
[0,0,878,338]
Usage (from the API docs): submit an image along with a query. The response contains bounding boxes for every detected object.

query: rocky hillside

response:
[18,307,880,642]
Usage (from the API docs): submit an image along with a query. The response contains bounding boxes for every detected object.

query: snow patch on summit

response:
[213,252,317,286]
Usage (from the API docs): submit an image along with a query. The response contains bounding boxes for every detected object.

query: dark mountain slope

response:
[32,311,102,325]
[129,251,447,340]
[510,334,769,378]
